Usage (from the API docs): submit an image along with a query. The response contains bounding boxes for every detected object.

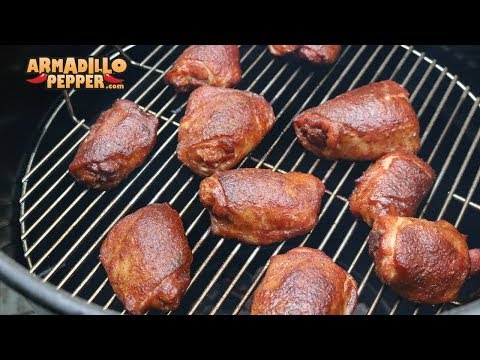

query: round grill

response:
[19,45,480,314]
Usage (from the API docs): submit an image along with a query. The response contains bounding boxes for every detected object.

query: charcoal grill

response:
[2,45,480,314]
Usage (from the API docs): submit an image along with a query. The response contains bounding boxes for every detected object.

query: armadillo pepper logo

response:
[26,57,128,89]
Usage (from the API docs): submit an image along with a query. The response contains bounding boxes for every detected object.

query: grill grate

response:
[19,45,480,315]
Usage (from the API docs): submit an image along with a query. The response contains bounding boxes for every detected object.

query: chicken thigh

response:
[100,203,192,314]
[69,99,158,189]
[251,247,358,315]
[293,80,420,160]
[350,151,435,226]
[368,216,480,304]
[177,86,275,177]
[165,45,242,92]
[268,45,341,64]
[199,169,325,245]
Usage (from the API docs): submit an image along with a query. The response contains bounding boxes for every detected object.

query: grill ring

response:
[18,45,480,315]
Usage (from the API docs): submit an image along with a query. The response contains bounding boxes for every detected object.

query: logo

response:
[26,57,128,90]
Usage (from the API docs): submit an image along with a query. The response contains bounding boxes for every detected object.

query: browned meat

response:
[251,247,358,315]
[268,45,301,55]
[69,99,158,190]
[177,86,275,177]
[470,248,480,277]
[293,80,420,160]
[268,45,341,64]
[164,45,242,92]
[368,216,480,304]
[99,203,192,314]
[199,168,325,245]
[350,151,436,226]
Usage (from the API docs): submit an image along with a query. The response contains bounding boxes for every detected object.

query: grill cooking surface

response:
[19,45,480,315]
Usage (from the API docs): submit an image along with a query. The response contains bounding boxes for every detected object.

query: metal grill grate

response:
[19,45,480,315]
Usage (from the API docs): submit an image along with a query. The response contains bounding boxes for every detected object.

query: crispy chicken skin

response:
[268,45,341,64]
[69,99,158,190]
[470,248,480,277]
[350,151,436,226]
[177,87,275,177]
[368,216,480,304]
[164,45,242,92]
[99,204,192,314]
[199,169,325,245]
[293,80,421,160]
[251,247,358,315]
[268,45,300,55]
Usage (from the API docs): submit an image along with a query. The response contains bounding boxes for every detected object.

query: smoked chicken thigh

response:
[177,86,275,177]
[368,216,480,304]
[268,45,341,64]
[251,247,358,315]
[69,99,158,190]
[164,45,242,92]
[350,151,435,226]
[199,169,325,245]
[100,204,192,314]
[293,80,420,160]
[268,45,300,55]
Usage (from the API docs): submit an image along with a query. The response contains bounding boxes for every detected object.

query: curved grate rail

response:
[19,45,480,315]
